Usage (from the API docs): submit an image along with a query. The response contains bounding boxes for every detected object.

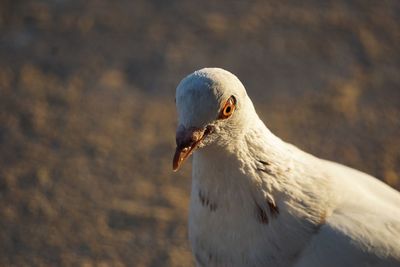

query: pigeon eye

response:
[219,96,236,119]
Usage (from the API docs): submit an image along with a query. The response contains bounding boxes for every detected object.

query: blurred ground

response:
[0,0,399,266]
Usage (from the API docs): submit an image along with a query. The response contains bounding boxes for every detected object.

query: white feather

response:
[175,68,400,267]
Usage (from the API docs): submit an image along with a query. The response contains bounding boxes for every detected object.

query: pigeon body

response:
[173,68,400,267]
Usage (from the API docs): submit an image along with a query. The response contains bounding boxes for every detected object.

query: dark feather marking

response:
[257,159,270,166]
[257,159,276,176]
[255,160,281,223]
[198,190,217,211]
[257,167,274,176]
[255,202,269,224]
[267,198,279,217]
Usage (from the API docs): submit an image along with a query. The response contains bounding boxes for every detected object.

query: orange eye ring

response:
[219,96,236,119]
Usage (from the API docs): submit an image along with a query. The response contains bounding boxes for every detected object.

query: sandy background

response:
[0,1,399,266]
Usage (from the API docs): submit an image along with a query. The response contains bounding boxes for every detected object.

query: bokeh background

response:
[0,0,399,266]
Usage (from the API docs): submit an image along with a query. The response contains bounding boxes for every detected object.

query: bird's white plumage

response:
[175,68,400,267]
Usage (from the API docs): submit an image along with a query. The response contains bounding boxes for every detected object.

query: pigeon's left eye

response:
[219,96,236,119]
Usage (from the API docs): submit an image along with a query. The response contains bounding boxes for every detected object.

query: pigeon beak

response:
[173,125,213,172]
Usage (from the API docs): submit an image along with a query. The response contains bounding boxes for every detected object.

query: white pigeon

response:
[172,68,400,267]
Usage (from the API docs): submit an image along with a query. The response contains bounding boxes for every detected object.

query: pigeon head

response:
[173,68,256,171]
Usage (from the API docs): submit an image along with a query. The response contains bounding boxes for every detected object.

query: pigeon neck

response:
[192,117,285,192]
